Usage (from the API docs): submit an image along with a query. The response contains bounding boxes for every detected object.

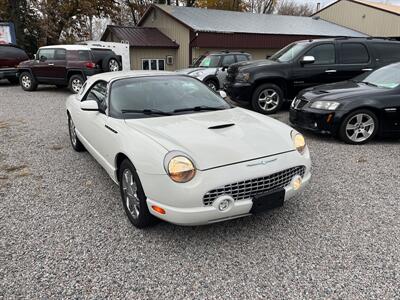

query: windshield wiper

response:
[361,81,378,87]
[173,106,226,113]
[121,109,172,116]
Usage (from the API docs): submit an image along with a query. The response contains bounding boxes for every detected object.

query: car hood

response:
[125,107,294,170]
[233,59,280,71]
[301,80,384,102]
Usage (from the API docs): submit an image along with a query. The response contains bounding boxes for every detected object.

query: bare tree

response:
[276,0,314,16]
[247,0,277,13]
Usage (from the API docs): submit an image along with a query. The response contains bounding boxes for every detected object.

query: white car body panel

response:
[66,71,311,226]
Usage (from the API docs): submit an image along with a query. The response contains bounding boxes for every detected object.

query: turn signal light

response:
[326,113,334,124]
[151,205,166,215]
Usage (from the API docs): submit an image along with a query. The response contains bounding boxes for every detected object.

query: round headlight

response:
[167,156,196,183]
[291,131,306,154]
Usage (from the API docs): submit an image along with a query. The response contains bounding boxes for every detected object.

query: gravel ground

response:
[0,80,399,299]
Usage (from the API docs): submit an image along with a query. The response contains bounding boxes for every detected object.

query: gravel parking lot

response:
[1,80,399,299]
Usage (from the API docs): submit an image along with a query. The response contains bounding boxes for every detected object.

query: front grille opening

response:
[203,166,306,206]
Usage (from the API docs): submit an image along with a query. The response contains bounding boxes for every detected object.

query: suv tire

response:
[252,83,284,115]
[19,71,38,91]
[119,159,158,228]
[68,74,84,94]
[103,56,121,72]
[339,109,378,144]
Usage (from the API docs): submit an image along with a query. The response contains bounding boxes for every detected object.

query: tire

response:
[68,115,85,152]
[205,78,219,91]
[68,74,84,94]
[8,77,19,85]
[339,109,378,144]
[251,83,284,115]
[119,159,157,228]
[102,56,121,72]
[19,71,37,91]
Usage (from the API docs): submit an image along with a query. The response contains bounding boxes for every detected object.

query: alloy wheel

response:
[258,89,280,112]
[71,79,82,93]
[207,81,217,91]
[122,169,140,220]
[109,59,120,72]
[21,75,31,89]
[69,118,77,147]
[345,113,375,143]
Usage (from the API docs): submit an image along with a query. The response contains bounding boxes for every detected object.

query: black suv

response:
[0,44,29,84]
[225,38,400,114]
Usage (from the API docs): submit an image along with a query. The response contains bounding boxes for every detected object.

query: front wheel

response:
[119,159,157,228]
[339,109,378,144]
[251,83,284,115]
[205,79,219,91]
[68,115,85,151]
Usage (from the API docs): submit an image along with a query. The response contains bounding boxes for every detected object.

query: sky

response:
[295,0,400,7]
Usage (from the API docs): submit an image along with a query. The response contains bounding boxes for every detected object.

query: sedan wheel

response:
[68,116,84,151]
[108,59,120,72]
[122,169,140,220]
[339,109,378,144]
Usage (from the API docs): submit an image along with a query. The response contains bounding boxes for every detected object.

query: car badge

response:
[247,158,277,167]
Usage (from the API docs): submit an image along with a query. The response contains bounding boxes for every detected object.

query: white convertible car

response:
[66,71,311,228]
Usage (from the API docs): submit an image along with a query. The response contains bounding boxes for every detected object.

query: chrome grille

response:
[203,166,306,206]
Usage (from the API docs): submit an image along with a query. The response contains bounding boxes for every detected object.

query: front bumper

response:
[289,107,345,135]
[139,150,311,226]
[0,68,18,80]
[224,82,252,103]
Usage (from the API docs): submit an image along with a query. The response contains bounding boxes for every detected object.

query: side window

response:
[372,43,400,63]
[221,55,235,66]
[38,49,55,61]
[340,43,369,64]
[236,54,250,62]
[304,44,335,65]
[84,81,108,113]
[54,49,66,60]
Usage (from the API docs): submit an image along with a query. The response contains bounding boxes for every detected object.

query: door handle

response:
[48,63,54,66]
[362,68,373,72]
[325,70,337,73]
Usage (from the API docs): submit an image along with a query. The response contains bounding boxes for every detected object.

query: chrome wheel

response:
[69,118,77,147]
[122,169,140,220]
[207,81,217,91]
[109,59,120,72]
[71,79,82,93]
[258,89,280,111]
[345,113,375,143]
[21,75,31,89]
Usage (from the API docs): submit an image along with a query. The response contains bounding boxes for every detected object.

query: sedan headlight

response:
[310,101,340,110]
[236,72,250,82]
[164,152,196,183]
[291,131,306,154]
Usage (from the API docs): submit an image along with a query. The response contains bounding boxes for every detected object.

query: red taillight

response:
[85,62,96,69]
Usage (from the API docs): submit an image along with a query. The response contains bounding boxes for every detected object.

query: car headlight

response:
[310,101,340,110]
[164,152,196,183]
[190,70,204,77]
[291,131,306,154]
[236,72,250,82]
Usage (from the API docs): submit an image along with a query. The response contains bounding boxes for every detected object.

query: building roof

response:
[314,0,400,17]
[140,5,367,37]
[101,26,179,48]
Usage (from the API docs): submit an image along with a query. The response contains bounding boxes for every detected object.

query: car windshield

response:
[353,63,400,89]
[195,55,221,68]
[270,42,309,62]
[110,76,231,119]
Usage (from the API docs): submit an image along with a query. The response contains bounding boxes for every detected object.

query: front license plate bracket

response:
[250,189,285,214]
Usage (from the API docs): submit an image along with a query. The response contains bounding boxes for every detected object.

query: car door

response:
[216,54,236,87]
[46,48,67,81]
[32,48,55,79]
[291,43,338,94]
[335,42,373,81]
[381,89,400,134]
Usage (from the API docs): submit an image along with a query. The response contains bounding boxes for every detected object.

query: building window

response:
[142,59,165,71]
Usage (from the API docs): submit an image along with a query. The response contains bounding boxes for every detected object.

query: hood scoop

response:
[208,123,235,130]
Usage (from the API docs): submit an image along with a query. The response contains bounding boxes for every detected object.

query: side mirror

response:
[300,56,315,65]
[39,55,47,62]
[80,100,99,111]
[218,90,227,99]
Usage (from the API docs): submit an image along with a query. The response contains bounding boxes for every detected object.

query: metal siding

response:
[141,8,190,69]
[316,0,400,37]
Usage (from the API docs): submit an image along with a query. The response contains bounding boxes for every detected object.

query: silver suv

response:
[177,51,251,91]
